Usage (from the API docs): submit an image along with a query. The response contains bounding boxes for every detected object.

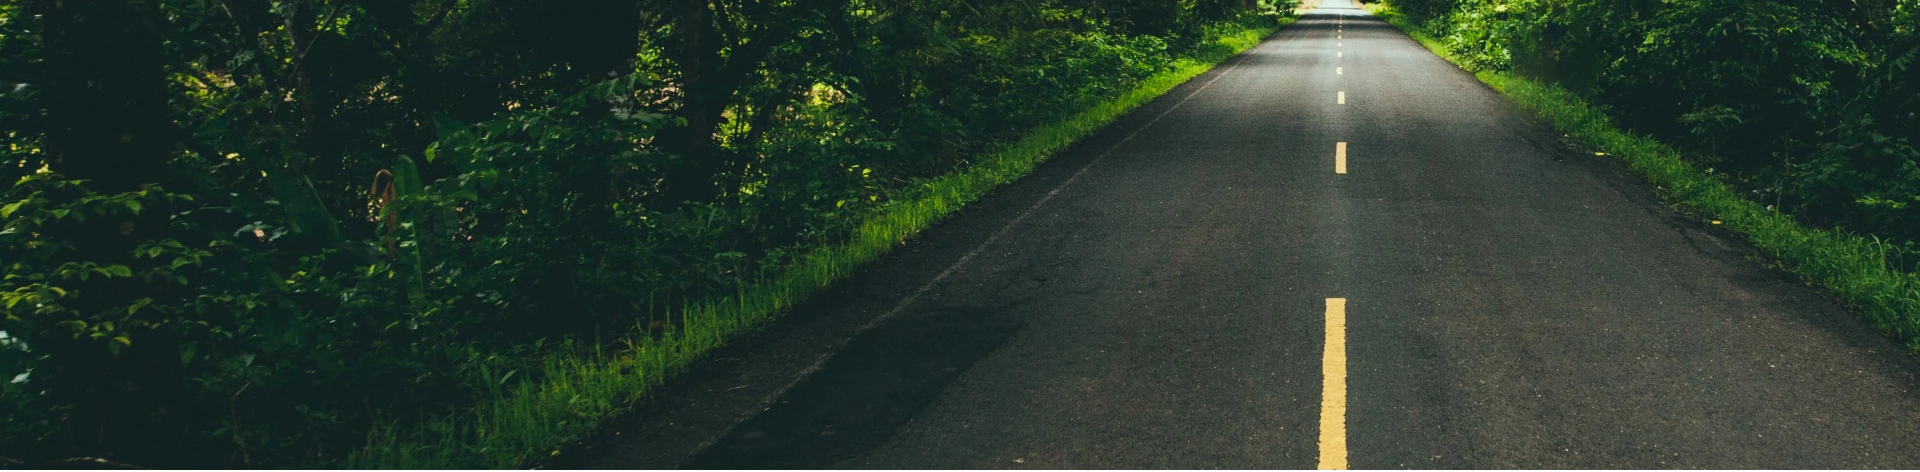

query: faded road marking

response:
[1338,91,1346,105]
[1319,298,1349,470]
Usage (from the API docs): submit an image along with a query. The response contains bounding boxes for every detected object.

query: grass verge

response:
[343,19,1291,469]
[1365,4,1920,348]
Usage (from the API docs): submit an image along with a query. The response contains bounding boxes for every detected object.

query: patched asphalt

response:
[560,1,1920,468]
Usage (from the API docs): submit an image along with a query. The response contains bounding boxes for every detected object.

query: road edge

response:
[343,17,1302,470]
[1365,3,1920,352]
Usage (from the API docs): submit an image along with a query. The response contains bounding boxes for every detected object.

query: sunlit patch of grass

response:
[1369,3,1920,350]
[344,19,1291,470]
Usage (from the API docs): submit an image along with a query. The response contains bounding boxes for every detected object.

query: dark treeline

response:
[0,0,1287,467]
[1386,0,1918,249]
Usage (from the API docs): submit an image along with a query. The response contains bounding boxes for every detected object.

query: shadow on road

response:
[683,307,1023,469]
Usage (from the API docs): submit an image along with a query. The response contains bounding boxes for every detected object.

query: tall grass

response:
[1367,4,1920,348]
[343,21,1289,469]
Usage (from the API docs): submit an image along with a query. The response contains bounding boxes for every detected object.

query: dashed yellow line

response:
[1338,91,1346,105]
[1335,142,1348,174]
[1336,67,1344,75]
[1318,298,1349,470]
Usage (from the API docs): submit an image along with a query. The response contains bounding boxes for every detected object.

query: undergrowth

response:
[344,21,1288,470]
[1,1,1298,466]
[1368,4,1920,349]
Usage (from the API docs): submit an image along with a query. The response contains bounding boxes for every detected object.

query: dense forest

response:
[7,0,1914,468]
[0,0,1289,467]
[1383,0,1918,249]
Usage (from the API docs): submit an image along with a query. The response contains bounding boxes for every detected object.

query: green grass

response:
[1366,4,1920,348]
[343,19,1291,469]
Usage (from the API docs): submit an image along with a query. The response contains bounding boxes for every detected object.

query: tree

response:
[31,0,187,462]
[653,0,831,204]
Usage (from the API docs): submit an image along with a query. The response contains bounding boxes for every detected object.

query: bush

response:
[0,0,1284,467]
[1385,0,1920,256]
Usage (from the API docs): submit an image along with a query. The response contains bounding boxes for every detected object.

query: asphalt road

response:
[565,1,1920,468]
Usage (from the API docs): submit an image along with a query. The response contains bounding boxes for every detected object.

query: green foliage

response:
[0,178,211,357]
[348,24,1287,468]
[0,0,1288,467]
[1378,0,1920,258]
[1374,1,1920,352]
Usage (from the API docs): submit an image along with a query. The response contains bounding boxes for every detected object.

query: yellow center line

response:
[1336,67,1344,75]
[1318,298,1349,470]
[1335,142,1348,174]
[1337,91,1346,105]
[1338,51,1344,58]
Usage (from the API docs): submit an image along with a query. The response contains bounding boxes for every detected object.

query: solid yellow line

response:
[1338,91,1346,105]
[1318,298,1349,470]
[1335,142,1348,174]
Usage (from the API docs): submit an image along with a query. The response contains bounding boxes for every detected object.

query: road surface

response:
[563,1,1920,468]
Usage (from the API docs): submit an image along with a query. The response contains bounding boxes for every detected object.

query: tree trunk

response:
[660,0,727,205]
[532,0,641,79]
[35,0,186,464]
[40,0,170,189]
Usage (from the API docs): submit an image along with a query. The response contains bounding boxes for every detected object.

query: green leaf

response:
[393,155,425,198]
[434,113,466,141]
[105,265,134,278]
[179,342,198,366]
[0,347,29,384]
[0,201,23,218]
